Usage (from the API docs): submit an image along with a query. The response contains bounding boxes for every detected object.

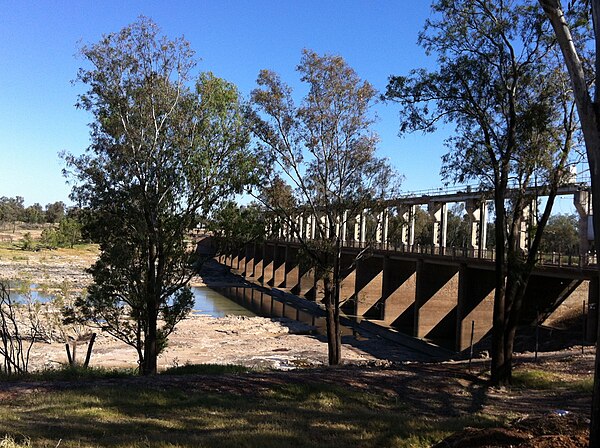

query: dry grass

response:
[0,371,501,448]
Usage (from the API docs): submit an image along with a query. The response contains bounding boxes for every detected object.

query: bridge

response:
[216,182,598,352]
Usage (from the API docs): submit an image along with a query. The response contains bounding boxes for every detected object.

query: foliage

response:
[63,18,256,374]
[0,197,24,230]
[23,204,44,224]
[539,213,579,254]
[44,201,65,224]
[446,204,470,248]
[19,233,34,251]
[39,217,83,249]
[206,201,266,256]
[385,0,581,385]
[251,49,400,364]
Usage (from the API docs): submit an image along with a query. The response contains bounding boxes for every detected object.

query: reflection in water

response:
[216,285,356,338]
[8,284,56,303]
[192,286,255,318]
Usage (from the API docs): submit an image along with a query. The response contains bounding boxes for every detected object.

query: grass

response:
[0,366,137,382]
[162,363,250,375]
[0,373,502,448]
[0,436,30,448]
[512,368,594,393]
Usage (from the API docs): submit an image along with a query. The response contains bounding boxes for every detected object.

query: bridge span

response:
[219,239,597,352]
[214,182,598,352]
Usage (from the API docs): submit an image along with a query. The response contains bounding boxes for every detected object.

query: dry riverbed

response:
[0,243,378,371]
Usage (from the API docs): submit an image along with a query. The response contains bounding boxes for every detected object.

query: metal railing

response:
[272,237,597,268]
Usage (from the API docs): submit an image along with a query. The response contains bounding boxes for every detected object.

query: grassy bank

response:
[0,370,500,448]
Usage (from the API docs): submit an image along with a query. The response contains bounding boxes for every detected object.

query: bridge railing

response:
[275,237,596,268]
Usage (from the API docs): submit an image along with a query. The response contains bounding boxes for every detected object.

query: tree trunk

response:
[142,238,159,375]
[323,275,341,365]
[491,187,508,385]
[538,3,600,445]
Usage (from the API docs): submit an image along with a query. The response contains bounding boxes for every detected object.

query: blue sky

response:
[0,0,451,207]
[0,1,578,214]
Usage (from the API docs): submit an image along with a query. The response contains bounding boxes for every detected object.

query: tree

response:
[45,201,65,223]
[385,0,580,385]
[251,49,400,365]
[0,197,24,231]
[536,1,600,444]
[539,213,579,254]
[446,204,470,248]
[206,201,266,259]
[64,18,255,375]
[24,203,44,224]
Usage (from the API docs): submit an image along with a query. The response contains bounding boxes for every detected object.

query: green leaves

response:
[65,18,257,374]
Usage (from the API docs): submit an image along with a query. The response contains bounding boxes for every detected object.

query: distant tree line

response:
[0,197,67,226]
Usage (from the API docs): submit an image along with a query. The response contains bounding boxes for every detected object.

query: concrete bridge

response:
[216,182,598,352]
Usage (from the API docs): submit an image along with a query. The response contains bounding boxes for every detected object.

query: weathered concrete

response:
[355,256,383,318]
[227,240,597,351]
[382,257,418,326]
[456,265,495,351]
[273,244,287,288]
[415,262,459,348]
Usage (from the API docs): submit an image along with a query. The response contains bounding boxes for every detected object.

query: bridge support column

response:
[341,210,348,243]
[518,199,537,253]
[353,211,367,244]
[376,209,389,245]
[232,246,245,272]
[319,214,329,239]
[382,257,418,328]
[261,243,275,285]
[465,199,488,257]
[339,253,358,314]
[242,243,255,277]
[400,205,416,247]
[574,190,593,255]
[252,242,264,279]
[429,202,448,251]
[284,245,299,291]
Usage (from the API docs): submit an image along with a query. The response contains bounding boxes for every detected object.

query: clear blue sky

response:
[0,0,577,214]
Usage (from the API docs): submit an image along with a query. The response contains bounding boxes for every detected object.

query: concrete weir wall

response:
[227,240,596,352]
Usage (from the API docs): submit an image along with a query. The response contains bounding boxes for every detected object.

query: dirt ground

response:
[0,243,596,447]
[0,244,385,371]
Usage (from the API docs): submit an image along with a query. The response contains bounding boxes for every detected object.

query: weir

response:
[213,182,597,352]
[220,240,596,351]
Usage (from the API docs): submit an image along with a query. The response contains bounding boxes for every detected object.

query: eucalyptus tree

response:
[385,0,581,385]
[64,18,256,374]
[537,1,600,444]
[207,201,266,261]
[251,50,400,365]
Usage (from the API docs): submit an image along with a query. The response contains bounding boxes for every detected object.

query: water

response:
[191,286,255,317]
[215,285,358,338]
[6,284,255,319]
[3,284,56,303]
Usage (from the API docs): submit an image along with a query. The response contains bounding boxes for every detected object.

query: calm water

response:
[191,286,255,317]
[8,285,254,319]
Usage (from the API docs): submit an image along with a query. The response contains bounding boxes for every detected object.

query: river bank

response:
[0,244,393,371]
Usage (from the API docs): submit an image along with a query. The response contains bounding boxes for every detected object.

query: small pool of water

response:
[3,284,56,303]
[6,285,254,319]
[191,286,255,317]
